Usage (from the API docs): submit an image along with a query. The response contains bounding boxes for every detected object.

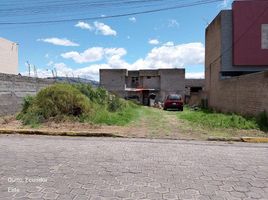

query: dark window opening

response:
[190,87,202,93]
[131,77,139,87]
[220,71,260,78]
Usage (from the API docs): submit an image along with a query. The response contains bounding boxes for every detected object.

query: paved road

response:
[0,135,267,200]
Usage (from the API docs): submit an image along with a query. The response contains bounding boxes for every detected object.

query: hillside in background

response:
[46,77,99,87]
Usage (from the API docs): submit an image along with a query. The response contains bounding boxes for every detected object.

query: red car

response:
[163,94,183,111]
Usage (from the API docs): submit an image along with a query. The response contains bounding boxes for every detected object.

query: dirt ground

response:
[0,109,200,139]
[0,108,266,140]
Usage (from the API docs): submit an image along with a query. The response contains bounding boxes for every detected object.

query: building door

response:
[142,90,149,105]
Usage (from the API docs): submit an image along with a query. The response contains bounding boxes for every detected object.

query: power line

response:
[0,0,222,25]
[0,0,179,19]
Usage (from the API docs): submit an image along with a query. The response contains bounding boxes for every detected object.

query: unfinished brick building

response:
[100,68,186,105]
[205,0,268,116]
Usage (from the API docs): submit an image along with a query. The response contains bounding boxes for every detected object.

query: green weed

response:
[177,107,260,130]
[17,83,139,126]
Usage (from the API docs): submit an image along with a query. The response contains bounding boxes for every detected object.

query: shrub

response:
[94,87,108,105]
[18,95,35,114]
[73,84,97,102]
[108,95,126,112]
[35,84,91,118]
[73,84,108,105]
[17,84,91,124]
[17,83,138,126]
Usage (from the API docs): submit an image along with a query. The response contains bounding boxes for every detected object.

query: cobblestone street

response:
[0,135,267,200]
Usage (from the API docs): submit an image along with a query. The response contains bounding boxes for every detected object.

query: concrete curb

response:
[207,136,242,142]
[241,137,268,143]
[0,129,123,138]
[1,129,267,143]
[208,136,268,143]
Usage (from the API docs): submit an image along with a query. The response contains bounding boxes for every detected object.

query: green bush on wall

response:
[17,83,136,126]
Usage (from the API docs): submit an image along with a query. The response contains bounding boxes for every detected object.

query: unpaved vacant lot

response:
[1,107,267,140]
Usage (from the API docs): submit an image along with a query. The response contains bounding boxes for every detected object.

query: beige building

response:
[0,37,18,75]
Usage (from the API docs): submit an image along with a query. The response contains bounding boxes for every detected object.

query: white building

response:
[0,37,18,74]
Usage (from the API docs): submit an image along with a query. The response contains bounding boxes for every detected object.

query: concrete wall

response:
[0,73,54,115]
[100,69,127,96]
[0,38,18,75]
[140,76,160,89]
[159,69,185,101]
[185,79,205,87]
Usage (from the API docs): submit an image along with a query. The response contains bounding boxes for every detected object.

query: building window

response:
[131,77,139,87]
[262,24,268,49]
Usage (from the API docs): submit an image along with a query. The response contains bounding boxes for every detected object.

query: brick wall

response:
[0,73,54,116]
[209,70,268,116]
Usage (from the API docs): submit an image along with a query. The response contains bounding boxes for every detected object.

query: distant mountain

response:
[46,77,99,87]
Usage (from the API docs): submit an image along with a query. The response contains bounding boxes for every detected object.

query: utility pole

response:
[33,65,38,78]
[26,61,31,77]
[51,69,55,78]
[54,68,57,78]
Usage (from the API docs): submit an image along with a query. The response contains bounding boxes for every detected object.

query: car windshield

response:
[168,95,181,100]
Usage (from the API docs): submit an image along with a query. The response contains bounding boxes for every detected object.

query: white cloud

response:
[75,21,93,30]
[133,42,204,69]
[37,38,79,46]
[163,41,174,46]
[31,42,204,81]
[219,0,231,8]
[129,17,136,23]
[148,39,160,45]
[104,48,127,60]
[94,21,117,36]
[61,47,104,63]
[168,19,179,28]
[186,72,204,79]
[61,47,126,64]
[74,21,117,36]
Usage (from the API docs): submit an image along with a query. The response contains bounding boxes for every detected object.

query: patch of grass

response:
[17,83,141,127]
[177,107,260,130]
[85,103,140,126]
